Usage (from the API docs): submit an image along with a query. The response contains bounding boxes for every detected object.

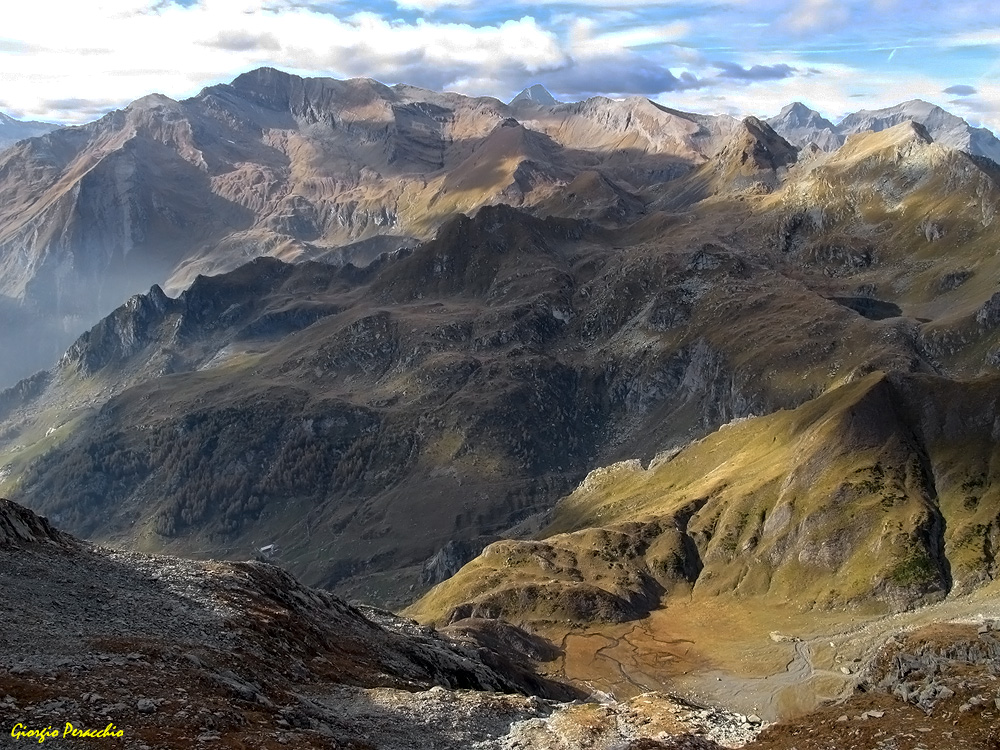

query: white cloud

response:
[0,0,996,138]
[783,0,850,33]
[0,3,572,122]
[568,19,691,58]
[943,29,1000,47]
[396,0,694,7]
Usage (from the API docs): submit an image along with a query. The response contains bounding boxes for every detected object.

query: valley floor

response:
[530,592,1000,749]
[538,591,1000,721]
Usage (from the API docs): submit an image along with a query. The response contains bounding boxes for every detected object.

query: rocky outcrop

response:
[766,102,843,152]
[0,497,72,547]
[0,371,50,422]
[863,623,1000,713]
[421,540,480,585]
[63,285,178,374]
[976,292,1000,328]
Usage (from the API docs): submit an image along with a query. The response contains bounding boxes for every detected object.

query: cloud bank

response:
[0,0,995,133]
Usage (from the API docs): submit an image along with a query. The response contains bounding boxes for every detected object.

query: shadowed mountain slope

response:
[5,125,1000,605]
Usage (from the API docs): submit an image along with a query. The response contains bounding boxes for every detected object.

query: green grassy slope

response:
[409,371,1000,624]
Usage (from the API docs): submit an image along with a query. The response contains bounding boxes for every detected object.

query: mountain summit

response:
[510,84,558,106]
[766,101,843,151]
[767,98,1000,164]
[838,98,1000,163]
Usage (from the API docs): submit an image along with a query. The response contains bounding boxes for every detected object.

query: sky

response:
[0,0,997,131]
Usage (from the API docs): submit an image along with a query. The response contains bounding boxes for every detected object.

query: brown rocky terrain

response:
[1,497,765,749]
[749,622,1000,750]
[4,498,999,749]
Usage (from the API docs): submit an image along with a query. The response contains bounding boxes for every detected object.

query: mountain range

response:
[1,73,999,602]
[2,71,995,387]
[2,68,1000,742]
[0,110,56,150]
[766,98,1000,164]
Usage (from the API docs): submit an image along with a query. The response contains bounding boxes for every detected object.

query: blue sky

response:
[0,0,997,130]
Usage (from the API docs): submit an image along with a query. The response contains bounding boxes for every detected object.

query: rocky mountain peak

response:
[838,99,1000,163]
[774,101,836,130]
[223,66,397,119]
[725,116,799,171]
[839,99,941,134]
[224,66,307,112]
[229,65,296,97]
[510,84,558,106]
[766,102,843,152]
[126,93,181,112]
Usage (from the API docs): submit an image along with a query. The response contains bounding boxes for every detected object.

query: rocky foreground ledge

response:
[0,499,758,749]
[6,496,997,749]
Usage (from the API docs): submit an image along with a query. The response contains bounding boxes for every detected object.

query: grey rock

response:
[766,102,843,152]
[838,99,1000,164]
